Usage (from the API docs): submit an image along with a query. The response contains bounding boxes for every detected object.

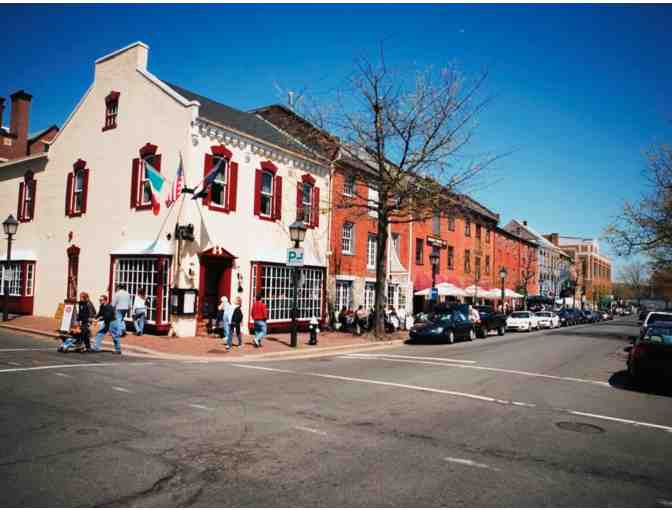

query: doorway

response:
[198,249,234,321]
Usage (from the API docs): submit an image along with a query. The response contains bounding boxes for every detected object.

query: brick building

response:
[494,226,539,300]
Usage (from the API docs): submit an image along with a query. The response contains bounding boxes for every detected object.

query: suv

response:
[640,311,672,337]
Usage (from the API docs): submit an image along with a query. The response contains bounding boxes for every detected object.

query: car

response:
[535,311,560,329]
[601,311,612,321]
[638,309,650,324]
[625,322,672,386]
[474,305,507,337]
[640,311,672,337]
[409,310,476,344]
[506,311,539,332]
[557,308,574,326]
[581,310,597,323]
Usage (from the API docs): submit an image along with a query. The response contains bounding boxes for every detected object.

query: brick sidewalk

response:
[0,315,406,358]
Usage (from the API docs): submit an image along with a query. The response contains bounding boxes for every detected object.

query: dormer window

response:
[103,91,120,131]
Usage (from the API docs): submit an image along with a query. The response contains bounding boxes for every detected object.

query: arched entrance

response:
[198,247,236,324]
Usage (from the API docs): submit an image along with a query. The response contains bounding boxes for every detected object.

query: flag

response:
[192,158,224,200]
[165,154,184,208]
[144,160,166,216]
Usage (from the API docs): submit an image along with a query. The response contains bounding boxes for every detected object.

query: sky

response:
[2,4,671,275]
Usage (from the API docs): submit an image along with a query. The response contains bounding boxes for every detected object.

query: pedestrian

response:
[132,288,147,336]
[355,305,368,335]
[111,284,131,336]
[468,304,481,324]
[388,306,400,331]
[77,291,96,352]
[93,294,122,354]
[338,307,348,332]
[250,292,268,347]
[218,296,234,350]
[230,296,244,348]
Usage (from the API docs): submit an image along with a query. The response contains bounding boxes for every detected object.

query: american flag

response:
[165,153,184,208]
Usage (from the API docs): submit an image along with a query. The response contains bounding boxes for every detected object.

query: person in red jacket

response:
[250,292,268,347]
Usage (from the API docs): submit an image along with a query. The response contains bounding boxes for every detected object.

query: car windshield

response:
[644,328,672,345]
[537,312,551,317]
[648,313,672,324]
[511,312,529,318]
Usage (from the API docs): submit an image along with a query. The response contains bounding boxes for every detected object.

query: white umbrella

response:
[463,285,490,297]
[414,282,467,297]
[481,288,503,299]
[506,289,524,299]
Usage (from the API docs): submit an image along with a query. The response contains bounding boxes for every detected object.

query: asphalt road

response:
[1,318,671,507]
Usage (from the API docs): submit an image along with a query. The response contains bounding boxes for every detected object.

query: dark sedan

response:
[625,322,672,387]
[409,310,476,344]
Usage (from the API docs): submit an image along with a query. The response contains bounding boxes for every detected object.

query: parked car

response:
[581,310,598,323]
[535,311,560,329]
[557,308,573,326]
[409,309,476,344]
[506,311,539,332]
[638,309,650,324]
[601,310,612,321]
[625,322,672,386]
[473,305,507,338]
[640,311,672,337]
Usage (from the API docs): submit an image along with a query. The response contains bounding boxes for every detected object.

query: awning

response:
[463,285,491,297]
[0,249,37,261]
[415,282,466,297]
[110,240,174,256]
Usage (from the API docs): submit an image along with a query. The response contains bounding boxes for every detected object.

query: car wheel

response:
[628,362,642,389]
[448,330,454,344]
[497,326,505,336]
[468,328,476,341]
[476,326,486,339]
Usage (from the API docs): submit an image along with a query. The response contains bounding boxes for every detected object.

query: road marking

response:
[188,404,214,411]
[444,457,499,471]
[6,361,21,366]
[232,364,672,434]
[0,362,153,374]
[112,386,132,393]
[344,355,610,387]
[294,425,327,436]
[342,353,477,364]
[54,372,72,378]
[0,348,53,352]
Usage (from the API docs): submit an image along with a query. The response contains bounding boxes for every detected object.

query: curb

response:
[0,323,408,362]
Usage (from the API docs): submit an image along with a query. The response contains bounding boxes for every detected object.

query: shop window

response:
[335,280,353,311]
[111,256,171,324]
[364,282,376,310]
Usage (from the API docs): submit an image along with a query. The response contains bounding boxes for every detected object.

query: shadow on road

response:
[609,370,672,398]
[554,329,633,342]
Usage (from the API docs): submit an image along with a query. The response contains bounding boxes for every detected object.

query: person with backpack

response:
[92,294,122,354]
[230,296,244,348]
[77,291,96,352]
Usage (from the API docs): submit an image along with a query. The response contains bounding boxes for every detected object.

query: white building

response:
[0,42,331,337]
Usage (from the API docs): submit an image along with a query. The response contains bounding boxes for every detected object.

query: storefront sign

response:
[426,236,447,249]
[287,248,304,267]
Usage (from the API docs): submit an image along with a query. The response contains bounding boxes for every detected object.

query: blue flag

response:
[192,158,224,200]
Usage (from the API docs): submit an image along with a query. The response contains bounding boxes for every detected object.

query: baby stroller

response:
[57,323,86,353]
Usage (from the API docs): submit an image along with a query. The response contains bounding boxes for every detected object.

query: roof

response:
[457,194,499,223]
[163,82,316,159]
[0,153,47,169]
[496,225,538,246]
[28,125,59,143]
[504,220,570,256]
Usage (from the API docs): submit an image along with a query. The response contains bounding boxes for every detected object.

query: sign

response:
[54,303,65,322]
[426,236,447,249]
[430,287,439,301]
[59,303,75,332]
[287,248,304,267]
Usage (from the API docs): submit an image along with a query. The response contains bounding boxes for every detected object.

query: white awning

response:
[110,240,174,256]
[0,249,37,261]
[463,285,491,297]
[415,282,466,297]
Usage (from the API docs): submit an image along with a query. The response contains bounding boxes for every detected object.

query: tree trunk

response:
[375,211,389,338]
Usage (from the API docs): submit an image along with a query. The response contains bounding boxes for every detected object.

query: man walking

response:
[93,295,122,354]
[112,284,131,336]
[250,293,268,348]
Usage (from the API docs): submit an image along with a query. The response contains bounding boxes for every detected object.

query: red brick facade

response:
[494,227,539,296]
[0,90,58,161]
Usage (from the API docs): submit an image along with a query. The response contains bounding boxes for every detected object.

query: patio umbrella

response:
[414,282,467,297]
[463,285,490,297]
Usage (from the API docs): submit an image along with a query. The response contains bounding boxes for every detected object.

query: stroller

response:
[57,323,86,353]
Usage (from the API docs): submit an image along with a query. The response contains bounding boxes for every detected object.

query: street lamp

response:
[2,215,19,322]
[429,251,439,311]
[499,267,508,314]
[289,219,307,348]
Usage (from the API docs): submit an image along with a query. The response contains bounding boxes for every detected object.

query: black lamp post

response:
[2,215,19,322]
[289,219,307,348]
[499,267,508,313]
[429,251,439,310]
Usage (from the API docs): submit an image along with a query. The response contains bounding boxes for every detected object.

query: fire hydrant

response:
[308,317,319,345]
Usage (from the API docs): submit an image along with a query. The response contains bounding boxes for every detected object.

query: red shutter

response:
[312,186,320,228]
[153,154,162,172]
[203,154,214,207]
[81,168,89,214]
[253,169,262,216]
[273,175,282,220]
[29,181,36,220]
[17,182,25,221]
[130,158,139,208]
[65,174,73,216]
[228,161,238,212]
[296,182,303,221]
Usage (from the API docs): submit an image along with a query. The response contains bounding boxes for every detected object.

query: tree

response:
[516,248,537,310]
[606,144,672,273]
[618,260,649,305]
[303,51,498,336]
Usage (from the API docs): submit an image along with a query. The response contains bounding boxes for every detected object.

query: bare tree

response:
[618,260,650,305]
[605,144,672,274]
[300,50,499,336]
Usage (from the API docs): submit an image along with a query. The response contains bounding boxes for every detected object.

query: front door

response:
[199,255,233,319]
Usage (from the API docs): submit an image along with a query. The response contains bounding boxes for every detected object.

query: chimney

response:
[0,97,5,128]
[9,90,32,156]
[522,220,528,227]
[548,233,559,246]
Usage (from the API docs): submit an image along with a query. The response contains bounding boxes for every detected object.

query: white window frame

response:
[368,187,379,218]
[72,170,85,214]
[302,182,313,224]
[0,262,23,296]
[367,234,377,270]
[140,157,154,206]
[112,256,170,324]
[22,182,33,220]
[343,175,355,197]
[25,263,34,296]
[259,170,274,217]
[342,222,354,255]
[335,280,353,311]
[210,157,229,209]
[364,282,376,310]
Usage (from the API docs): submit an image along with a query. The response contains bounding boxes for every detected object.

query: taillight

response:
[632,344,647,360]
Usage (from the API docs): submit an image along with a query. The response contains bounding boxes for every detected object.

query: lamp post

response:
[289,219,307,348]
[499,267,508,314]
[2,215,19,322]
[429,251,439,311]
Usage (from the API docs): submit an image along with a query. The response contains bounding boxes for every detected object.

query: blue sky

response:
[2,4,671,273]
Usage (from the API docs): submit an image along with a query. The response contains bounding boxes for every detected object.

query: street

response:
[1,318,671,507]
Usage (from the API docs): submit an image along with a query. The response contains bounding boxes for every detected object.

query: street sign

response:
[287,248,304,267]
[430,287,438,301]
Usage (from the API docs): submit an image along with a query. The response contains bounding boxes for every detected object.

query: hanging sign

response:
[287,248,305,267]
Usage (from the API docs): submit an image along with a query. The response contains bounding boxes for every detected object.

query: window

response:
[476,224,482,239]
[261,171,274,216]
[392,233,400,256]
[252,263,324,322]
[335,280,353,311]
[131,143,161,211]
[343,174,355,197]
[204,145,239,213]
[212,158,229,207]
[367,234,377,270]
[464,249,471,273]
[112,256,171,324]
[25,263,34,296]
[415,238,424,265]
[485,255,490,275]
[368,186,379,218]
[0,262,22,296]
[296,174,319,228]
[364,282,376,310]
[465,220,471,237]
[475,256,481,278]
[65,159,89,217]
[447,216,455,231]
[103,91,120,131]
[432,212,441,236]
[66,245,80,302]
[485,228,491,244]
[342,222,354,254]
[17,172,36,222]
[447,246,454,270]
